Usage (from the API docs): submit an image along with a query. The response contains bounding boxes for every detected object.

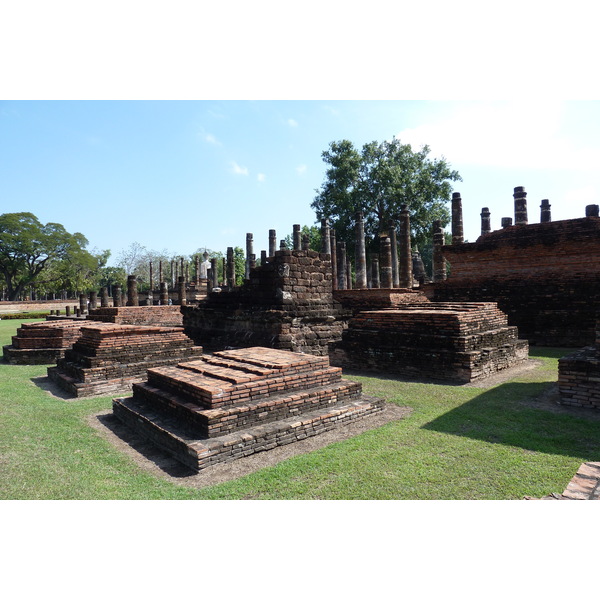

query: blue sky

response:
[2,100,600,267]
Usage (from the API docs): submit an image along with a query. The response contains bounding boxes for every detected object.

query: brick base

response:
[112,347,384,471]
[558,346,600,409]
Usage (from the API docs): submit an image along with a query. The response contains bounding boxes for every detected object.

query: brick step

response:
[131,377,362,438]
[54,348,203,382]
[112,392,385,471]
[335,339,529,383]
[3,345,65,365]
[344,326,519,352]
[146,364,343,409]
[48,364,148,398]
[61,342,200,368]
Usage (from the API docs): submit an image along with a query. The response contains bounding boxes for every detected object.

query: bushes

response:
[0,311,50,320]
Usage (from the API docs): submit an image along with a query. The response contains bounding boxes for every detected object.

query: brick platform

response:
[331,302,529,383]
[48,324,202,397]
[3,320,98,365]
[87,305,183,327]
[113,347,384,471]
[333,288,430,313]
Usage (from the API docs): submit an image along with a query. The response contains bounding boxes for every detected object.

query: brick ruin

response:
[113,347,384,471]
[558,320,600,409]
[182,247,350,356]
[87,305,183,327]
[3,320,94,365]
[331,302,528,383]
[434,188,600,347]
[48,324,202,397]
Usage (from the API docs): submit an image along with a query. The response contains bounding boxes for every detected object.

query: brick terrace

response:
[113,346,384,471]
[48,324,202,397]
[331,302,529,383]
[2,320,100,365]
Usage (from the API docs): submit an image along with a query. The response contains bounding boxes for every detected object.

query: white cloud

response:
[288,118,298,127]
[296,164,307,175]
[204,132,221,145]
[257,173,266,182]
[396,101,600,172]
[230,161,249,176]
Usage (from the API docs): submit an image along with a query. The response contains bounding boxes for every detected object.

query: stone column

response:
[280,239,287,250]
[388,219,400,288]
[321,218,331,255]
[380,238,393,288]
[586,204,600,217]
[210,258,218,288]
[245,233,253,280]
[195,255,200,283]
[337,241,347,290]
[451,192,464,244]
[177,276,187,306]
[540,199,551,223]
[346,262,353,290]
[269,229,277,258]
[501,217,513,228]
[89,291,97,310]
[113,285,122,307]
[249,253,256,271]
[65,305,71,317]
[147,261,154,305]
[226,247,235,287]
[481,207,491,236]
[260,250,267,264]
[160,282,169,305]
[371,257,380,288]
[354,211,367,289]
[180,257,185,282]
[398,204,413,289]
[293,224,302,251]
[432,221,447,282]
[302,234,310,251]
[330,229,338,291]
[100,287,109,308]
[514,186,528,225]
[159,261,163,286]
[171,261,175,289]
[79,293,87,314]
[126,275,139,306]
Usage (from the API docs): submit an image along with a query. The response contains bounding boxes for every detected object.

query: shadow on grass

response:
[422,380,600,460]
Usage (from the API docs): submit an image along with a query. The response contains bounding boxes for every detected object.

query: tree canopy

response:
[311,138,462,254]
[0,212,101,300]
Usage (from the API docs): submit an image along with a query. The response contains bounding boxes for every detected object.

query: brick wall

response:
[435,216,600,346]
[182,249,350,355]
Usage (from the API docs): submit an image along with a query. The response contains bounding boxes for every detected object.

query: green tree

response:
[311,138,461,255]
[0,212,100,301]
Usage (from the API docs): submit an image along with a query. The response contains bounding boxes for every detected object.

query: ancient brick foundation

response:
[331,302,529,383]
[182,249,350,356]
[113,347,384,471]
[2,320,95,365]
[435,216,600,346]
[558,322,600,409]
[87,305,183,327]
[48,324,202,397]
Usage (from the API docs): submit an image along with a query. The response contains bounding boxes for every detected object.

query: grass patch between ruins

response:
[1,319,599,500]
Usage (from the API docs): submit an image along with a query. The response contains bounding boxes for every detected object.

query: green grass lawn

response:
[1,318,597,500]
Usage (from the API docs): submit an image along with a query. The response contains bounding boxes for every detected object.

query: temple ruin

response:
[48,324,202,397]
[112,346,384,471]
